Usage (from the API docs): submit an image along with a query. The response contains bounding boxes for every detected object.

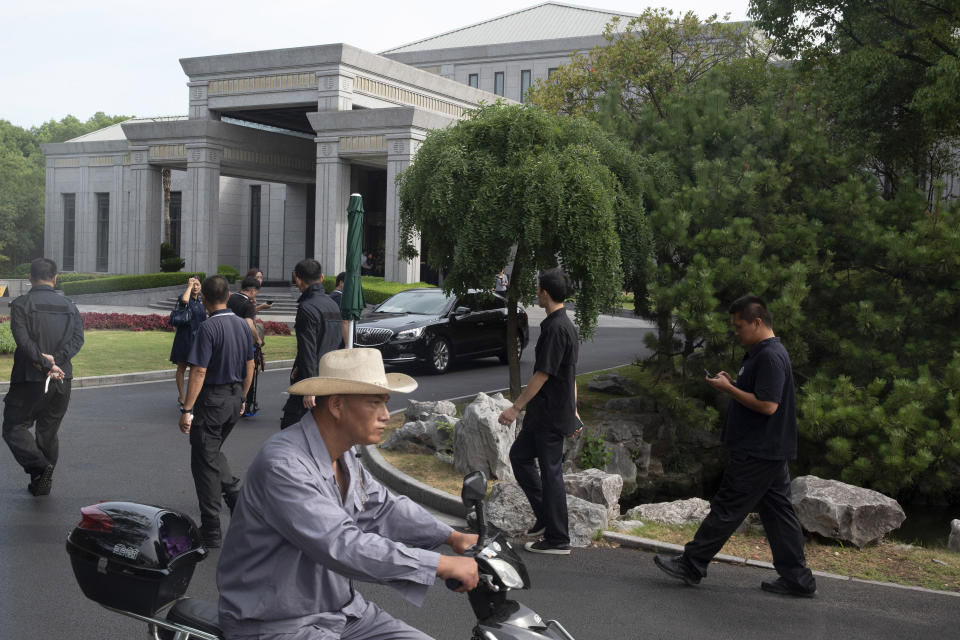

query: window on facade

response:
[169,191,182,256]
[494,72,504,97]
[95,193,109,272]
[548,67,559,79]
[62,194,76,271]
[249,185,261,269]
[468,73,478,88]
[520,70,531,102]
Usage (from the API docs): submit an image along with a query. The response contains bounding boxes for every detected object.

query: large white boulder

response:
[791,475,906,548]
[453,392,518,481]
[563,469,623,520]
[948,519,960,553]
[626,497,711,526]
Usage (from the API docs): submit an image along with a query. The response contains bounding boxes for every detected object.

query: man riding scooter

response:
[217,348,479,639]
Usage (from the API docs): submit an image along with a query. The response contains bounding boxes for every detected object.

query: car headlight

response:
[394,326,424,340]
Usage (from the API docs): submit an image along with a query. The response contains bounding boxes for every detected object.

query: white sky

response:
[1,0,751,129]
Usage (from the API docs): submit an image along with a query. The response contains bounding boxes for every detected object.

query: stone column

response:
[188,82,218,121]
[183,144,222,277]
[315,139,350,276]
[385,136,421,283]
[316,71,354,112]
[43,159,59,263]
[126,149,162,274]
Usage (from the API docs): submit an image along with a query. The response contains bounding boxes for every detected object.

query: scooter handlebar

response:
[445,578,462,591]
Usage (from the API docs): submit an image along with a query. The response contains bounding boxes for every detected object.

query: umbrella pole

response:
[347,320,354,349]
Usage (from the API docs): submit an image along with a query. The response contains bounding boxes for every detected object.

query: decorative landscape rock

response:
[563,469,623,520]
[608,519,644,533]
[626,497,711,526]
[405,399,457,422]
[588,373,638,396]
[380,419,436,454]
[453,392,518,481]
[791,475,907,548]
[948,519,960,553]
[485,481,609,547]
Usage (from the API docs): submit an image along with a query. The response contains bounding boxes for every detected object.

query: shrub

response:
[351,276,435,305]
[218,265,239,284]
[61,272,205,296]
[54,273,102,289]
[76,312,292,336]
[11,263,31,277]
[159,244,185,273]
[260,320,292,336]
[0,321,14,354]
[577,428,612,470]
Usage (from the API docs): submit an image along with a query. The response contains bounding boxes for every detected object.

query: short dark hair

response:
[245,268,261,278]
[201,275,231,304]
[294,259,322,284]
[538,267,573,302]
[729,295,772,327]
[30,258,57,282]
[336,272,346,286]
[240,276,261,291]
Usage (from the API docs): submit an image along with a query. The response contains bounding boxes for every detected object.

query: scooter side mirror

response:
[461,471,487,508]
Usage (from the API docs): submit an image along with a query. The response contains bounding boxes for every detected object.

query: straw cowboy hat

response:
[287,348,417,396]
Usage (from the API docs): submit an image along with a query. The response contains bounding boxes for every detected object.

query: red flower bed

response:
[78,312,292,335]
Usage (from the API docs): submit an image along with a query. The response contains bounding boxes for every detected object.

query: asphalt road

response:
[1,322,958,639]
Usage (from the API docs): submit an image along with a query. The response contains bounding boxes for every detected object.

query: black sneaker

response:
[28,465,54,497]
[761,577,816,598]
[524,540,571,555]
[653,555,701,586]
[525,523,546,537]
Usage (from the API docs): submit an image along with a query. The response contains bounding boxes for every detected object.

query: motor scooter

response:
[65,472,575,640]
[451,470,577,640]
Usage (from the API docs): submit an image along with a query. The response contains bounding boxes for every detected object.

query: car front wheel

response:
[427,336,452,374]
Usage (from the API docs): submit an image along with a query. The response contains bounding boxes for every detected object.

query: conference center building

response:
[41,2,629,283]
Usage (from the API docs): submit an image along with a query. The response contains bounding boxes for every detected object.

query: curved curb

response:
[0,359,294,394]
[604,531,960,598]
[360,443,466,518]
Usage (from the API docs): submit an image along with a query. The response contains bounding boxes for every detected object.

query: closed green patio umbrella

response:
[342,193,366,347]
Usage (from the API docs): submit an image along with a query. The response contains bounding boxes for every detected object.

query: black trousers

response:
[190,383,242,532]
[2,380,71,475]
[682,451,816,590]
[509,422,569,545]
[280,394,310,429]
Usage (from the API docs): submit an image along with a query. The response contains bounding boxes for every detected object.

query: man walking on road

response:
[280,259,343,429]
[654,295,817,597]
[499,268,580,555]
[228,276,263,416]
[179,275,254,548]
[2,258,84,496]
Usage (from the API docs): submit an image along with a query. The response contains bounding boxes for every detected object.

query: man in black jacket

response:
[280,259,343,429]
[2,258,84,496]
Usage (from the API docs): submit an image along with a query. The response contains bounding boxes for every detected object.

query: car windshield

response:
[375,290,451,315]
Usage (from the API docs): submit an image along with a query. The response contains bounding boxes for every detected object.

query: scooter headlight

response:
[484,557,524,589]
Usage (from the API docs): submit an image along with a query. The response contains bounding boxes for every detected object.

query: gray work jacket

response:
[217,414,453,639]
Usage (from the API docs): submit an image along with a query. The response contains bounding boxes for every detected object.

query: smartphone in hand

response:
[704,368,717,378]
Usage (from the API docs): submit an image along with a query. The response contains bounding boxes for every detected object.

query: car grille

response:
[355,327,394,346]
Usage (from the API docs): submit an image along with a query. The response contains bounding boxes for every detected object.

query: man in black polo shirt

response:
[228,276,262,416]
[280,259,343,429]
[2,258,84,496]
[654,296,817,597]
[499,268,580,555]
[179,275,254,548]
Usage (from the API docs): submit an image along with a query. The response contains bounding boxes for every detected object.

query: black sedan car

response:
[354,288,529,374]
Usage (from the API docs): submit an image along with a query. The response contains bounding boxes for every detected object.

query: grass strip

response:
[0,330,297,381]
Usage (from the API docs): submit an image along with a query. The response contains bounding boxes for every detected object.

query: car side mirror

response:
[454,306,471,316]
[461,471,487,508]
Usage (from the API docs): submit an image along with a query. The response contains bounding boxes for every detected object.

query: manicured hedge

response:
[218,265,240,284]
[61,272,205,296]
[78,312,291,336]
[55,273,103,289]
[324,276,435,306]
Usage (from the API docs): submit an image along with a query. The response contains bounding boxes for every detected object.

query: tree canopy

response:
[396,103,649,395]
[527,8,761,122]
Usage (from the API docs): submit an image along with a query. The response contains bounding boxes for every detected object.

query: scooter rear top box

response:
[66,502,207,616]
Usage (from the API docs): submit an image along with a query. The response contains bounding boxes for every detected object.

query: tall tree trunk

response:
[506,254,525,399]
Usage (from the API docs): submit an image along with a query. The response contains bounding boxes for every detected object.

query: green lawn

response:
[0,330,297,381]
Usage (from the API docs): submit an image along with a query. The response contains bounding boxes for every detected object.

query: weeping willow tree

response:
[397,103,649,397]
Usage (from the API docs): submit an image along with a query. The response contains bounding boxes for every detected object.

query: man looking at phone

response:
[653,295,817,597]
[498,268,580,555]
